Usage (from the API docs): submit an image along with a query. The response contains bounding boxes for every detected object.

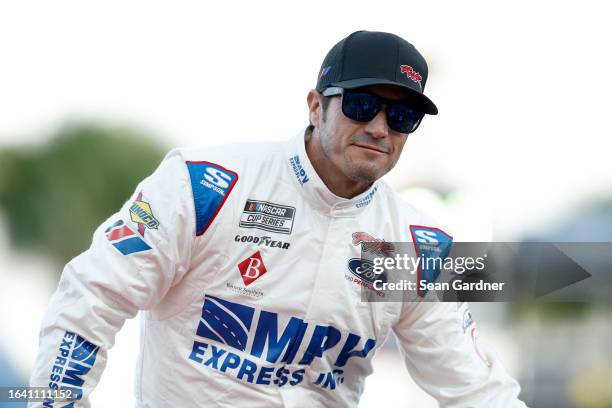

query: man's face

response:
[312,84,413,184]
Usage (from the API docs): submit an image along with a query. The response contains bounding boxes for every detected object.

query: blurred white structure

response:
[1,0,611,240]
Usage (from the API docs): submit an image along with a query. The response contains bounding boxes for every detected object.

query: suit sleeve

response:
[395,220,526,407]
[27,150,196,407]
[393,300,527,407]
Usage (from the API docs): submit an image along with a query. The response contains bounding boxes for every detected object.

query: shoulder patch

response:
[409,225,453,297]
[105,220,152,255]
[186,161,238,236]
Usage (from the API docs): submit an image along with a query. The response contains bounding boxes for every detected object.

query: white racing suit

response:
[29,129,526,407]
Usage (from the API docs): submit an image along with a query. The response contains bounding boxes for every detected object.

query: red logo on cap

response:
[237,251,267,286]
[400,65,423,84]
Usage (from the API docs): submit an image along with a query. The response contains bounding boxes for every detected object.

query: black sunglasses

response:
[322,87,425,134]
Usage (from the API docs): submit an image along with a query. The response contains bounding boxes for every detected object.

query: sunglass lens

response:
[387,104,423,133]
[342,92,381,122]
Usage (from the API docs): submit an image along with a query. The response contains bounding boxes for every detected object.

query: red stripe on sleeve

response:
[106,225,135,241]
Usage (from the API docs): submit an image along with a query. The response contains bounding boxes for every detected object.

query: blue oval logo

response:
[347,258,384,284]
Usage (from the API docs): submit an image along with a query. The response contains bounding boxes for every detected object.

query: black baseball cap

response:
[316,30,438,115]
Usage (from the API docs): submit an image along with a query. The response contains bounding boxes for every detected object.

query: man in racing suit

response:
[29,31,526,407]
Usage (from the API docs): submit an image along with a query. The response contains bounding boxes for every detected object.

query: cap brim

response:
[330,78,438,115]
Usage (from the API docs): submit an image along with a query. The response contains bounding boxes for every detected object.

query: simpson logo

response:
[409,225,452,247]
[289,155,309,185]
[400,65,423,86]
[409,225,453,297]
[234,234,290,250]
[237,250,267,286]
[105,220,152,255]
[352,231,394,256]
[202,167,233,194]
[239,200,295,235]
[129,191,159,237]
[186,161,238,236]
[44,331,99,406]
[190,295,376,390]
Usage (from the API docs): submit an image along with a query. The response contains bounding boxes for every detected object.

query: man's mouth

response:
[352,142,389,154]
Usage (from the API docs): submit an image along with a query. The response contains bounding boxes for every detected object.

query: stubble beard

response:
[319,126,384,184]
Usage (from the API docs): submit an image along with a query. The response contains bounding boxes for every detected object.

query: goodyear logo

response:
[130,192,159,232]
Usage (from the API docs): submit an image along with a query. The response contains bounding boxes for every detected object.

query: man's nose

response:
[363,110,389,139]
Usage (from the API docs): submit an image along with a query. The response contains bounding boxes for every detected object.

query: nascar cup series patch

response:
[409,225,453,297]
[186,161,239,236]
[239,199,295,235]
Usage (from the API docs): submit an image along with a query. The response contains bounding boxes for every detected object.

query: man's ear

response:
[307,89,322,128]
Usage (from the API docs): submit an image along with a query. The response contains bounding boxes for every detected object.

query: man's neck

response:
[304,130,373,199]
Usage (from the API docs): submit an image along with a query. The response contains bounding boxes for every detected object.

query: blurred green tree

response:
[0,122,166,267]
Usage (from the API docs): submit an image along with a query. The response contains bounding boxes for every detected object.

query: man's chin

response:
[345,162,386,184]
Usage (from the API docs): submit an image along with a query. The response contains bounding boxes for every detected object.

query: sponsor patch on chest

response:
[239,199,295,234]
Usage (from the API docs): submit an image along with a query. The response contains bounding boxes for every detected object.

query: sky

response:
[1,0,611,239]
